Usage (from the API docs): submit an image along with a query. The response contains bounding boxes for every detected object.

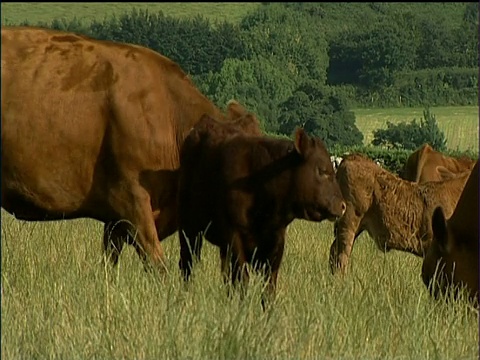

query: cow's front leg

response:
[261,228,286,310]
[329,207,363,275]
[230,230,249,296]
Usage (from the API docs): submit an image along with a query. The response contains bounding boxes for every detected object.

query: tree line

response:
[16,3,478,151]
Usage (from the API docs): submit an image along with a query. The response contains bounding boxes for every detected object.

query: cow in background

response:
[401,144,476,183]
[422,161,478,304]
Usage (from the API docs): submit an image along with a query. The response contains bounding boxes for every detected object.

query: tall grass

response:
[354,106,479,152]
[2,211,478,359]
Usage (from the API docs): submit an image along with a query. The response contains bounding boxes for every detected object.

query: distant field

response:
[354,106,479,152]
[1,2,259,25]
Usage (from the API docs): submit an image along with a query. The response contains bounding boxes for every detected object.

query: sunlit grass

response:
[2,211,478,359]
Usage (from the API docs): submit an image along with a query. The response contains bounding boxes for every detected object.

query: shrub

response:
[372,108,447,151]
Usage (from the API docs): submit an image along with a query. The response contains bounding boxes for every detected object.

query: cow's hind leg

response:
[179,229,203,281]
[103,220,133,267]
[108,183,167,272]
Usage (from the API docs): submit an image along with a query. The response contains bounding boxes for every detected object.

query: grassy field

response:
[1,2,258,25]
[2,211,478,359]
[354,106,479,152]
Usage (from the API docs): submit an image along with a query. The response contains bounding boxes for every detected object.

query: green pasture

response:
[354,106,479,152]
[0,2,258,26]
[2,211,478,359]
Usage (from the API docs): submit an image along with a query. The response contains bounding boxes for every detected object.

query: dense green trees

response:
[195,56,297,133]
[88,9,246,76]
[277,81,363,147]
[324,3,477,107]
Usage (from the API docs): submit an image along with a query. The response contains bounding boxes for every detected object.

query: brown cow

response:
[1,26,254,270]
[401,143,476,183]
[178,127,346,305]
[422,161,478,304]
[329,154,470,275]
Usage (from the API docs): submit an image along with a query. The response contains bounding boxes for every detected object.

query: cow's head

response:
[421,206,479,304]
[291,128,346,222]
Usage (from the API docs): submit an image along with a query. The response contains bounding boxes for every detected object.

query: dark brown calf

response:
[178,127,346,305]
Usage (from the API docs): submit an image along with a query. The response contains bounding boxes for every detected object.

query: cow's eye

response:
[317,166,327,176]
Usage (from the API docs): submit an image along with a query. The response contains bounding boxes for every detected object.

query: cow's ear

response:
[294,128,310,156]
[432,206,451,253]
[436,166,457,181]
[226,99,248,121]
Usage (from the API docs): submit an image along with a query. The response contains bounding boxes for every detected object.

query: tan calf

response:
[330,154,470,275]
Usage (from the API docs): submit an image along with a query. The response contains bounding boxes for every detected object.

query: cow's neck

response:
[247,141,301,226]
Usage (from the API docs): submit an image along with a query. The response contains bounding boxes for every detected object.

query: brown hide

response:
[178,127,345,306]
[1,26,253,269]
[422,161,479,304]
[401,144,476,183]
[330,154,470,275]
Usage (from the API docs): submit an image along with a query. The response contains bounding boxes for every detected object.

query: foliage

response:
[328,19,418,90]
[277,81,363,147]
[372,108,447,151]
[239,3,329,84]
[196,56,297,133]
[24,17,91,34]
[393,67,478,107]
[322,3,477,107]
[88,9,246,76]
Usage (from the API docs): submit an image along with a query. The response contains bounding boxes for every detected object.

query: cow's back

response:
[402,144,476,183]
[449,162,479,238]
[1,26,223,220]
[420,171,470,218]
